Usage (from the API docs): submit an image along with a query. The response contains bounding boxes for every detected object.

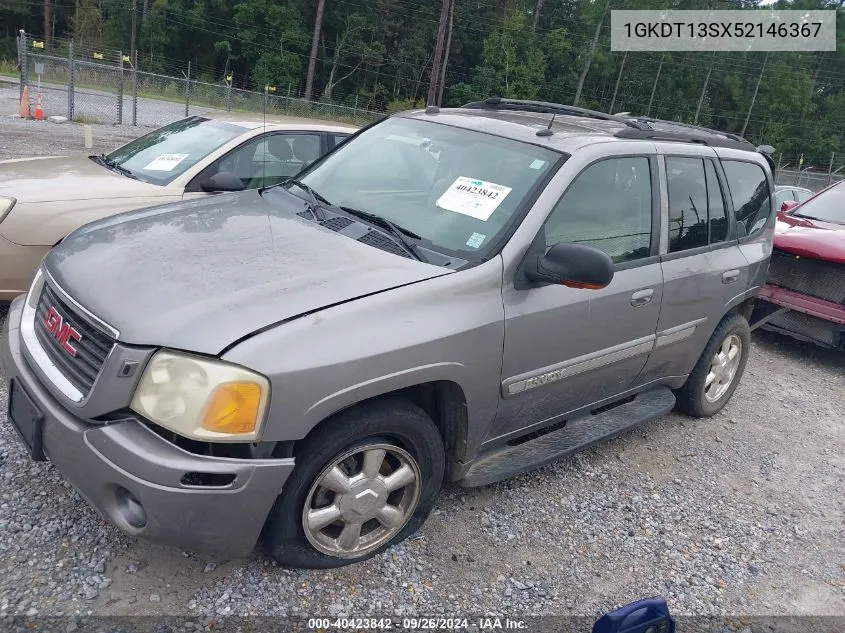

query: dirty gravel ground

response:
[0,118,843,622]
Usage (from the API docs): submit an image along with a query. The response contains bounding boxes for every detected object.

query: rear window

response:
[721,160,772,237]
[107,116,244,185]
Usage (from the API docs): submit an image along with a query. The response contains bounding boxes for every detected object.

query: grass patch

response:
[73,114,101,124]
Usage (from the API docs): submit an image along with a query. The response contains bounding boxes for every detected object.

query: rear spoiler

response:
[757,144,776,174]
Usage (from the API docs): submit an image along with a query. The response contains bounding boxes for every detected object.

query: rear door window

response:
[705,160,729,243]
[721,160,772,237]
[667,157,709,252]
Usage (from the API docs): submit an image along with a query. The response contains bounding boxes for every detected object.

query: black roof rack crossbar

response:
[616,114,748,143]
[462,97,651,131]
[613,127,756,151]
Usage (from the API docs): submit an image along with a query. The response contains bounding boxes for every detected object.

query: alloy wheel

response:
[301,443,422,558]
[704,333,742,403]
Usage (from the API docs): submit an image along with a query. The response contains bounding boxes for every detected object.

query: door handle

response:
[722,269,741,284]
[630,288,654,307]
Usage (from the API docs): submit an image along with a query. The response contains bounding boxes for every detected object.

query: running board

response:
[458,387,676,487]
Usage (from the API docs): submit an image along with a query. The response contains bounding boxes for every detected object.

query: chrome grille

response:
[33,282,114,396]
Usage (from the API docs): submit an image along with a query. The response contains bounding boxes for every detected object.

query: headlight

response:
[130,350,270,442]
[0,196,16,224]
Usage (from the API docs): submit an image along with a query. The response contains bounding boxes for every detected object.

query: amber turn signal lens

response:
[200,382,263,435]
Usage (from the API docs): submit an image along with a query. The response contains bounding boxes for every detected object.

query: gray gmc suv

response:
[1,99,777,568]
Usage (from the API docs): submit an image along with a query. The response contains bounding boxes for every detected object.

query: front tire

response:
[675,312,751,418]
[264,397,445,569]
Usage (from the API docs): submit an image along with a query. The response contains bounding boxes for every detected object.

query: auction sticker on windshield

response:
[143,153,190,171]
[436,177,512,221]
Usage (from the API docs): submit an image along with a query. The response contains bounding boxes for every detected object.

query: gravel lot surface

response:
[0,119,843,623]
[1,79,219,129]
[0,113,146,160]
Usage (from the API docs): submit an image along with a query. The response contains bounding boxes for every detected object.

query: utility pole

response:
[741,52,768,137]
[44,0,52,52]
[694,51,715,125]
[437,0,455,106]
[609,51,627,114]
[304,0,326,101]
[574,0,610,107]
[130,0,137,71]
[427,0,451,106]
[531,0,544,35]
[647,53,664,117]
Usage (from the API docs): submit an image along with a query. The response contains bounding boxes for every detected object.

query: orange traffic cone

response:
[19,85,31,119]
[34,92,44,120]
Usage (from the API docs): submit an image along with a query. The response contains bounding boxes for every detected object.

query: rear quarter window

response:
[721,160,772,237]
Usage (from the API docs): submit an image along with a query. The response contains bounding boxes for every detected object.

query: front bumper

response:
[1,296,294,558]
[756,283,845,349]
[758,283,845,325]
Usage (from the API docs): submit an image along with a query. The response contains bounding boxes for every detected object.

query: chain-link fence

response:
[771,151,845,191]
[15,30,382,129]
[774,167,845,191]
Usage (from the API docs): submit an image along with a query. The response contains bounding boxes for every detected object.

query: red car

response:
[755,180,845,349]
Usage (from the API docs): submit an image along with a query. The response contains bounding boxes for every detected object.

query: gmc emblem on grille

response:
[44,306,82,357]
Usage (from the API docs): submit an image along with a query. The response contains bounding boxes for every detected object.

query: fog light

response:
[115,487,147,529]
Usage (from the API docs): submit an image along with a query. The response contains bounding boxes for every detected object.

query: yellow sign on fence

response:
[93,52,104,60]
[226,74,233,82]
[266,85,276,92]
[32,41,44,49]
[122,54,130,63]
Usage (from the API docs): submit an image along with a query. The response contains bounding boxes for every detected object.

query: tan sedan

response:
[0,113,358,300]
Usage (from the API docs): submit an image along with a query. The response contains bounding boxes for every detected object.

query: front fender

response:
[220,258,506,458]
[303,361,472,426]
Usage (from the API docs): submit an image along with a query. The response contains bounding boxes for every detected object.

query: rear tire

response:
[675,312,751,418]
[264,397,445,569]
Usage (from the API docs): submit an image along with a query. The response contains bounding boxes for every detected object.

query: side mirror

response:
[524,242,614,289]
[780,199,799,214]
[201,171,245,193]
[593,596,675,633]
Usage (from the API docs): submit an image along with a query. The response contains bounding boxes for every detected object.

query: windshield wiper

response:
[285,179,328,221]
[97,153,137,180]
[338,205,427,262]
[793,213,826,222]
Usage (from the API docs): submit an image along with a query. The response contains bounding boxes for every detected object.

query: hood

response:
[0,155,165,203]
[774,213,845,264]
[45,191,451,355]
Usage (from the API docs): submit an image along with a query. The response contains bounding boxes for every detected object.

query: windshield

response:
[793,181,845,225]
[295,116,561,256]
[106,116,244,185]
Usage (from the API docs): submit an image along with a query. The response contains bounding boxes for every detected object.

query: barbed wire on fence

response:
[15,30,383,129]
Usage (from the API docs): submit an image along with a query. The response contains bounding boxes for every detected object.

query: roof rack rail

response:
[613,127,756,151]
[617,115,776,169]
[615,114,748,143]
[461,97,651,131]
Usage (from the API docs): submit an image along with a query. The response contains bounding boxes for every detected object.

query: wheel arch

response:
[292,379,470,481]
